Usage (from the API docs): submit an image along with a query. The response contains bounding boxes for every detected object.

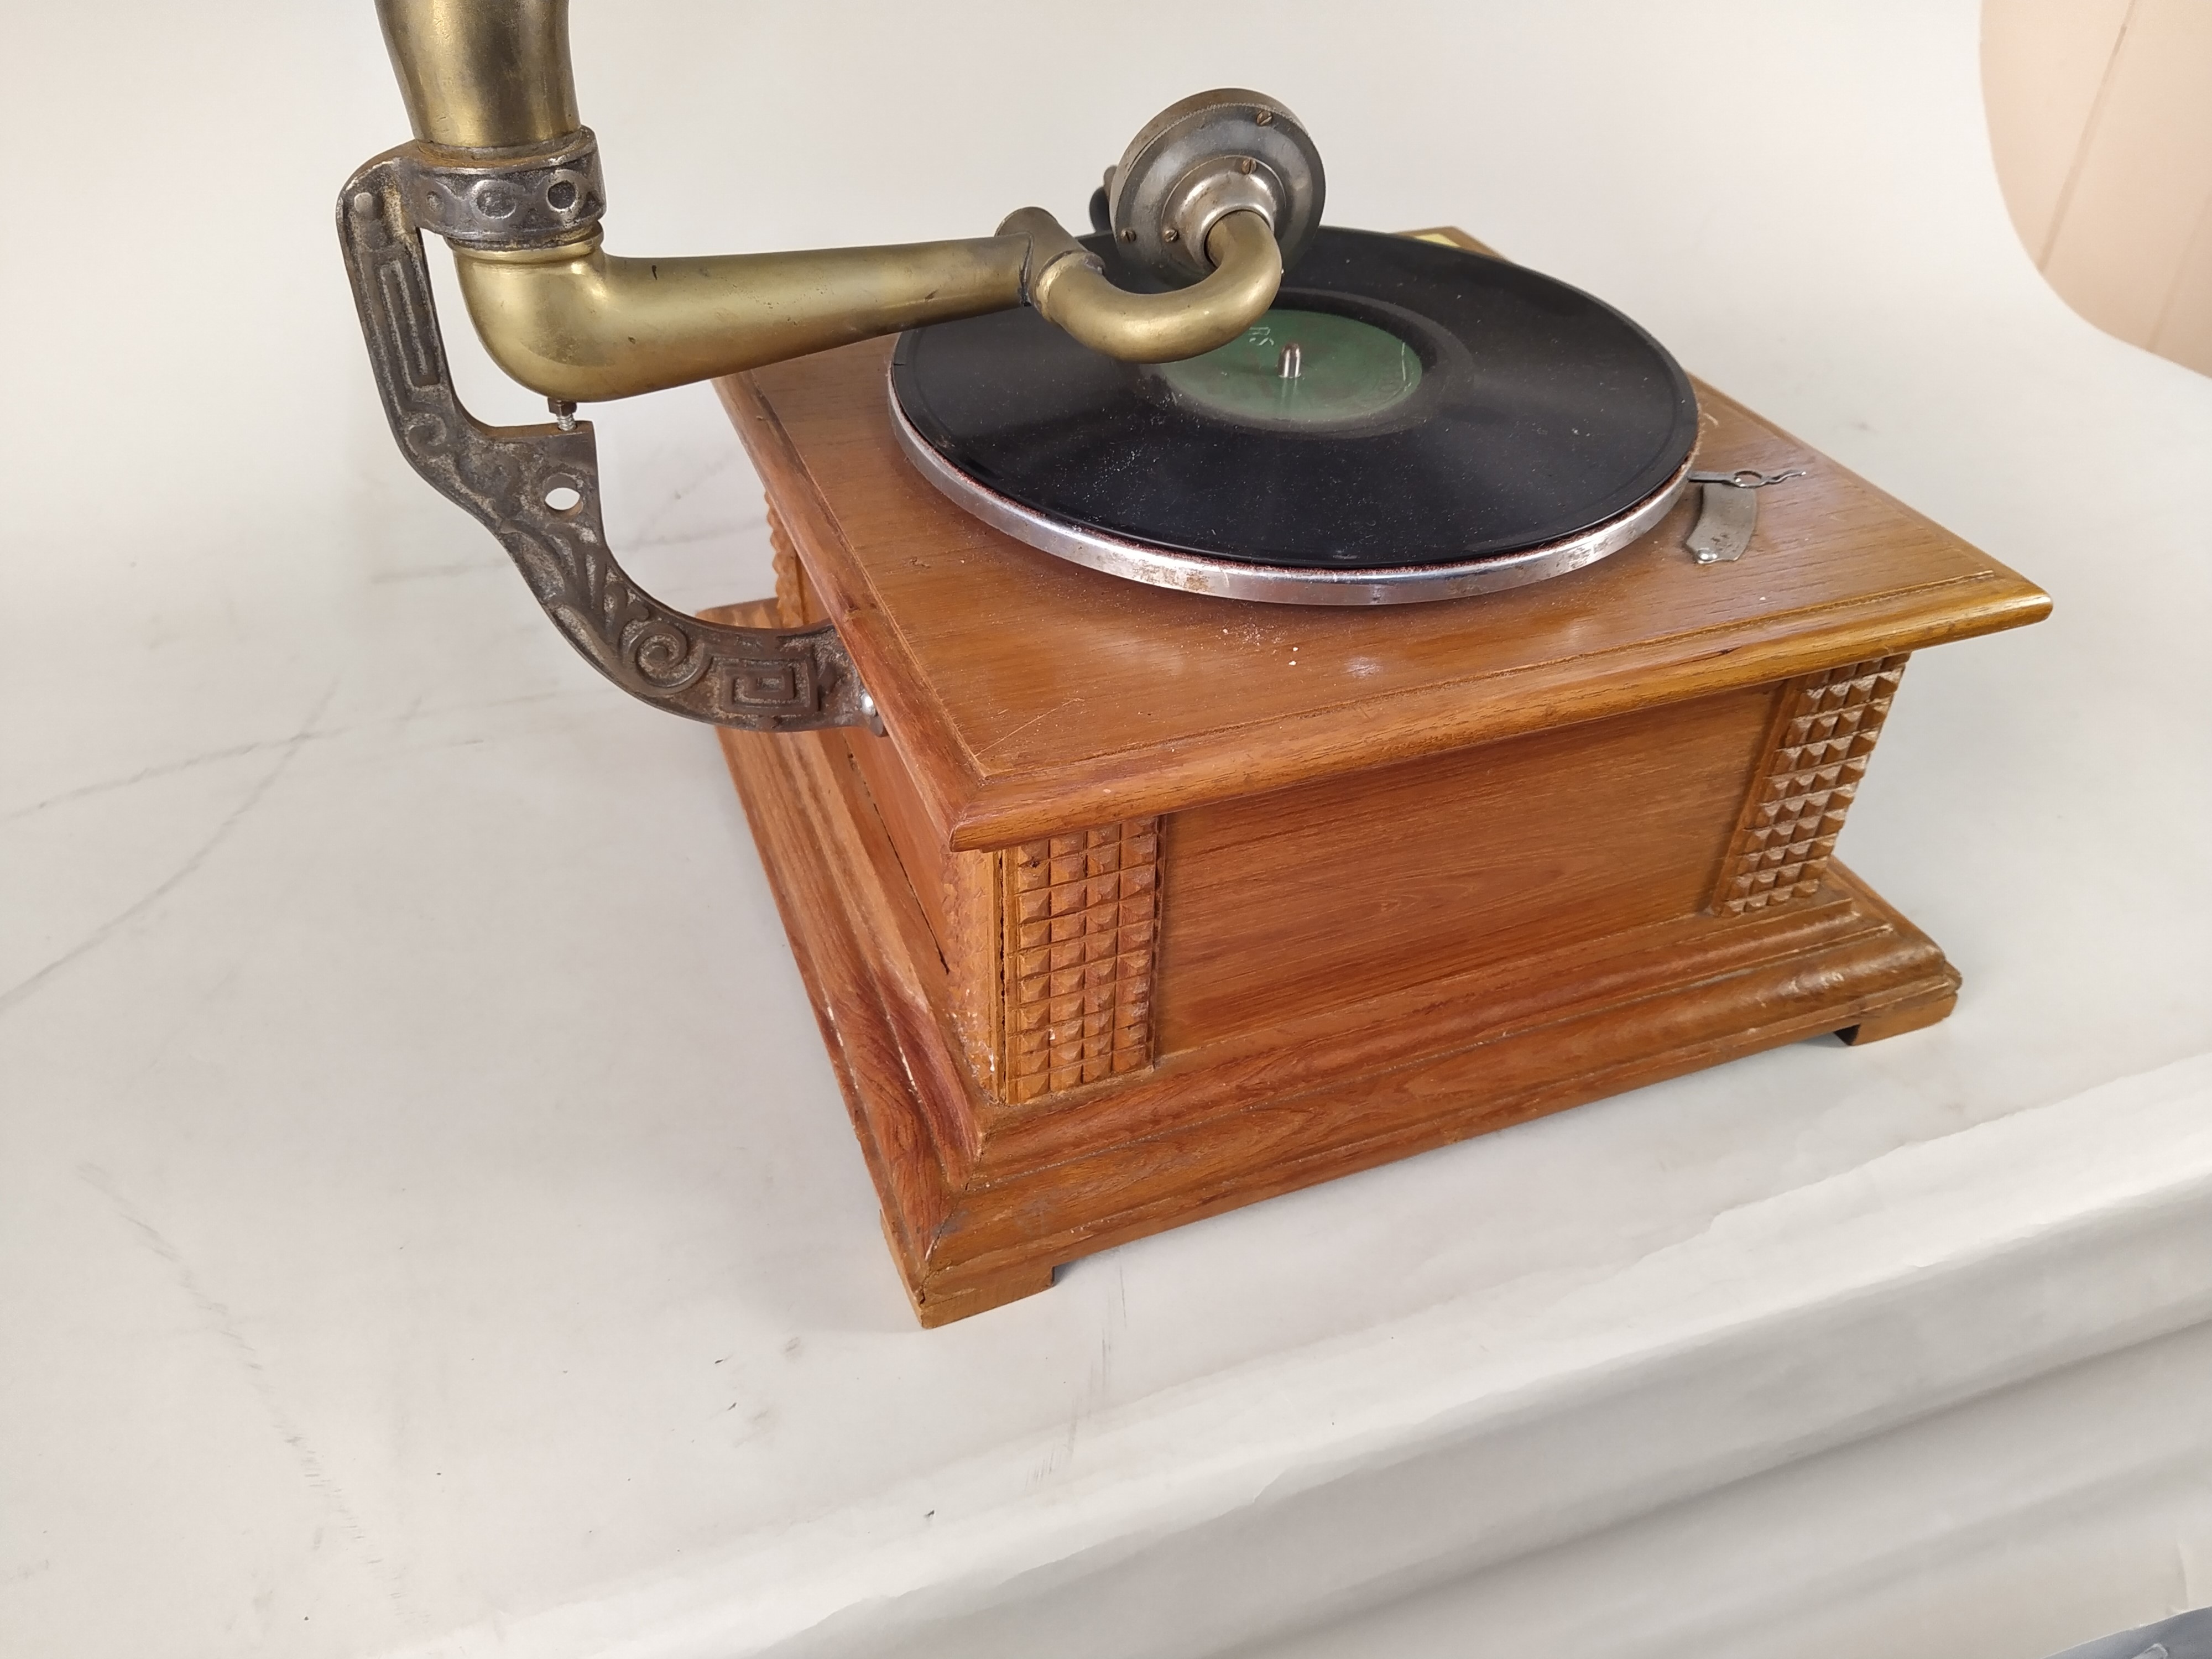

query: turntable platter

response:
[889,228,1699,604]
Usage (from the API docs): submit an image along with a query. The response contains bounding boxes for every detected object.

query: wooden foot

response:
[908,1259,1060,1328]
[1838,990,1958,1046]
[875,1213,1059,1326]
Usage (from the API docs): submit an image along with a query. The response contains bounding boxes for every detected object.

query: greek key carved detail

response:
[1713,655,1908,915]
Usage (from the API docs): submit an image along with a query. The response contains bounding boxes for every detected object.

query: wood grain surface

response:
[697,228,2049,1324]
[1156,679,1776,1048]
[712,595,1965,1324]
[716,229,2048,853]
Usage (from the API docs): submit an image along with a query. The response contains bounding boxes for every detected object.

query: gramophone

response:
[341,1,2050,1324]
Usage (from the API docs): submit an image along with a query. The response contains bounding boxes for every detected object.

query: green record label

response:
[1156,307,1422,427]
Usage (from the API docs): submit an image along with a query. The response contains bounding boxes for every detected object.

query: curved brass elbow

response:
[373,0,1310,403]
[1015,209,1284,363]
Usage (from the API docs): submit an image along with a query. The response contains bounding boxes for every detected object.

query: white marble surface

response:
[4,4,2210,1657]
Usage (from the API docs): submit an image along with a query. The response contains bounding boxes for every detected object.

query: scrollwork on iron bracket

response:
[336,147,879,734]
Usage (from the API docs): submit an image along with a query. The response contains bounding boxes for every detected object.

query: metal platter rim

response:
[888,383,1694,608]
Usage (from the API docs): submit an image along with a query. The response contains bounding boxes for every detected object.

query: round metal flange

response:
[889,384,1692,607]
[401,128,606,250]
[1109,89,1324,284]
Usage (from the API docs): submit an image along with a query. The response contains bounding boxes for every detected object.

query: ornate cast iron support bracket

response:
[337,148,879,734]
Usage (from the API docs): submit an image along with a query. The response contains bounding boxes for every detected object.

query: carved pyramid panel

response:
[1001,820,1161,1103]
[1713,655,1908,915]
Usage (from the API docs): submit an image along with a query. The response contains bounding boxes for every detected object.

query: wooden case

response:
[704,229,2050,1324]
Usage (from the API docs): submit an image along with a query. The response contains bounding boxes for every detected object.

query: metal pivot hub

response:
[336,148,878,734]
[1108,90,1326,284]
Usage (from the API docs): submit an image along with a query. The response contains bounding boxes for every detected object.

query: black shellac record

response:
[889,228,1699,572]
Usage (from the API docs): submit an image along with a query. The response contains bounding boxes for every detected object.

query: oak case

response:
[705,230,2049,1324]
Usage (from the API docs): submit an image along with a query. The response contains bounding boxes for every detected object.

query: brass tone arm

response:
[453,236,1034,404]
[456,206,1288,401]
[372,1,1324,402]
